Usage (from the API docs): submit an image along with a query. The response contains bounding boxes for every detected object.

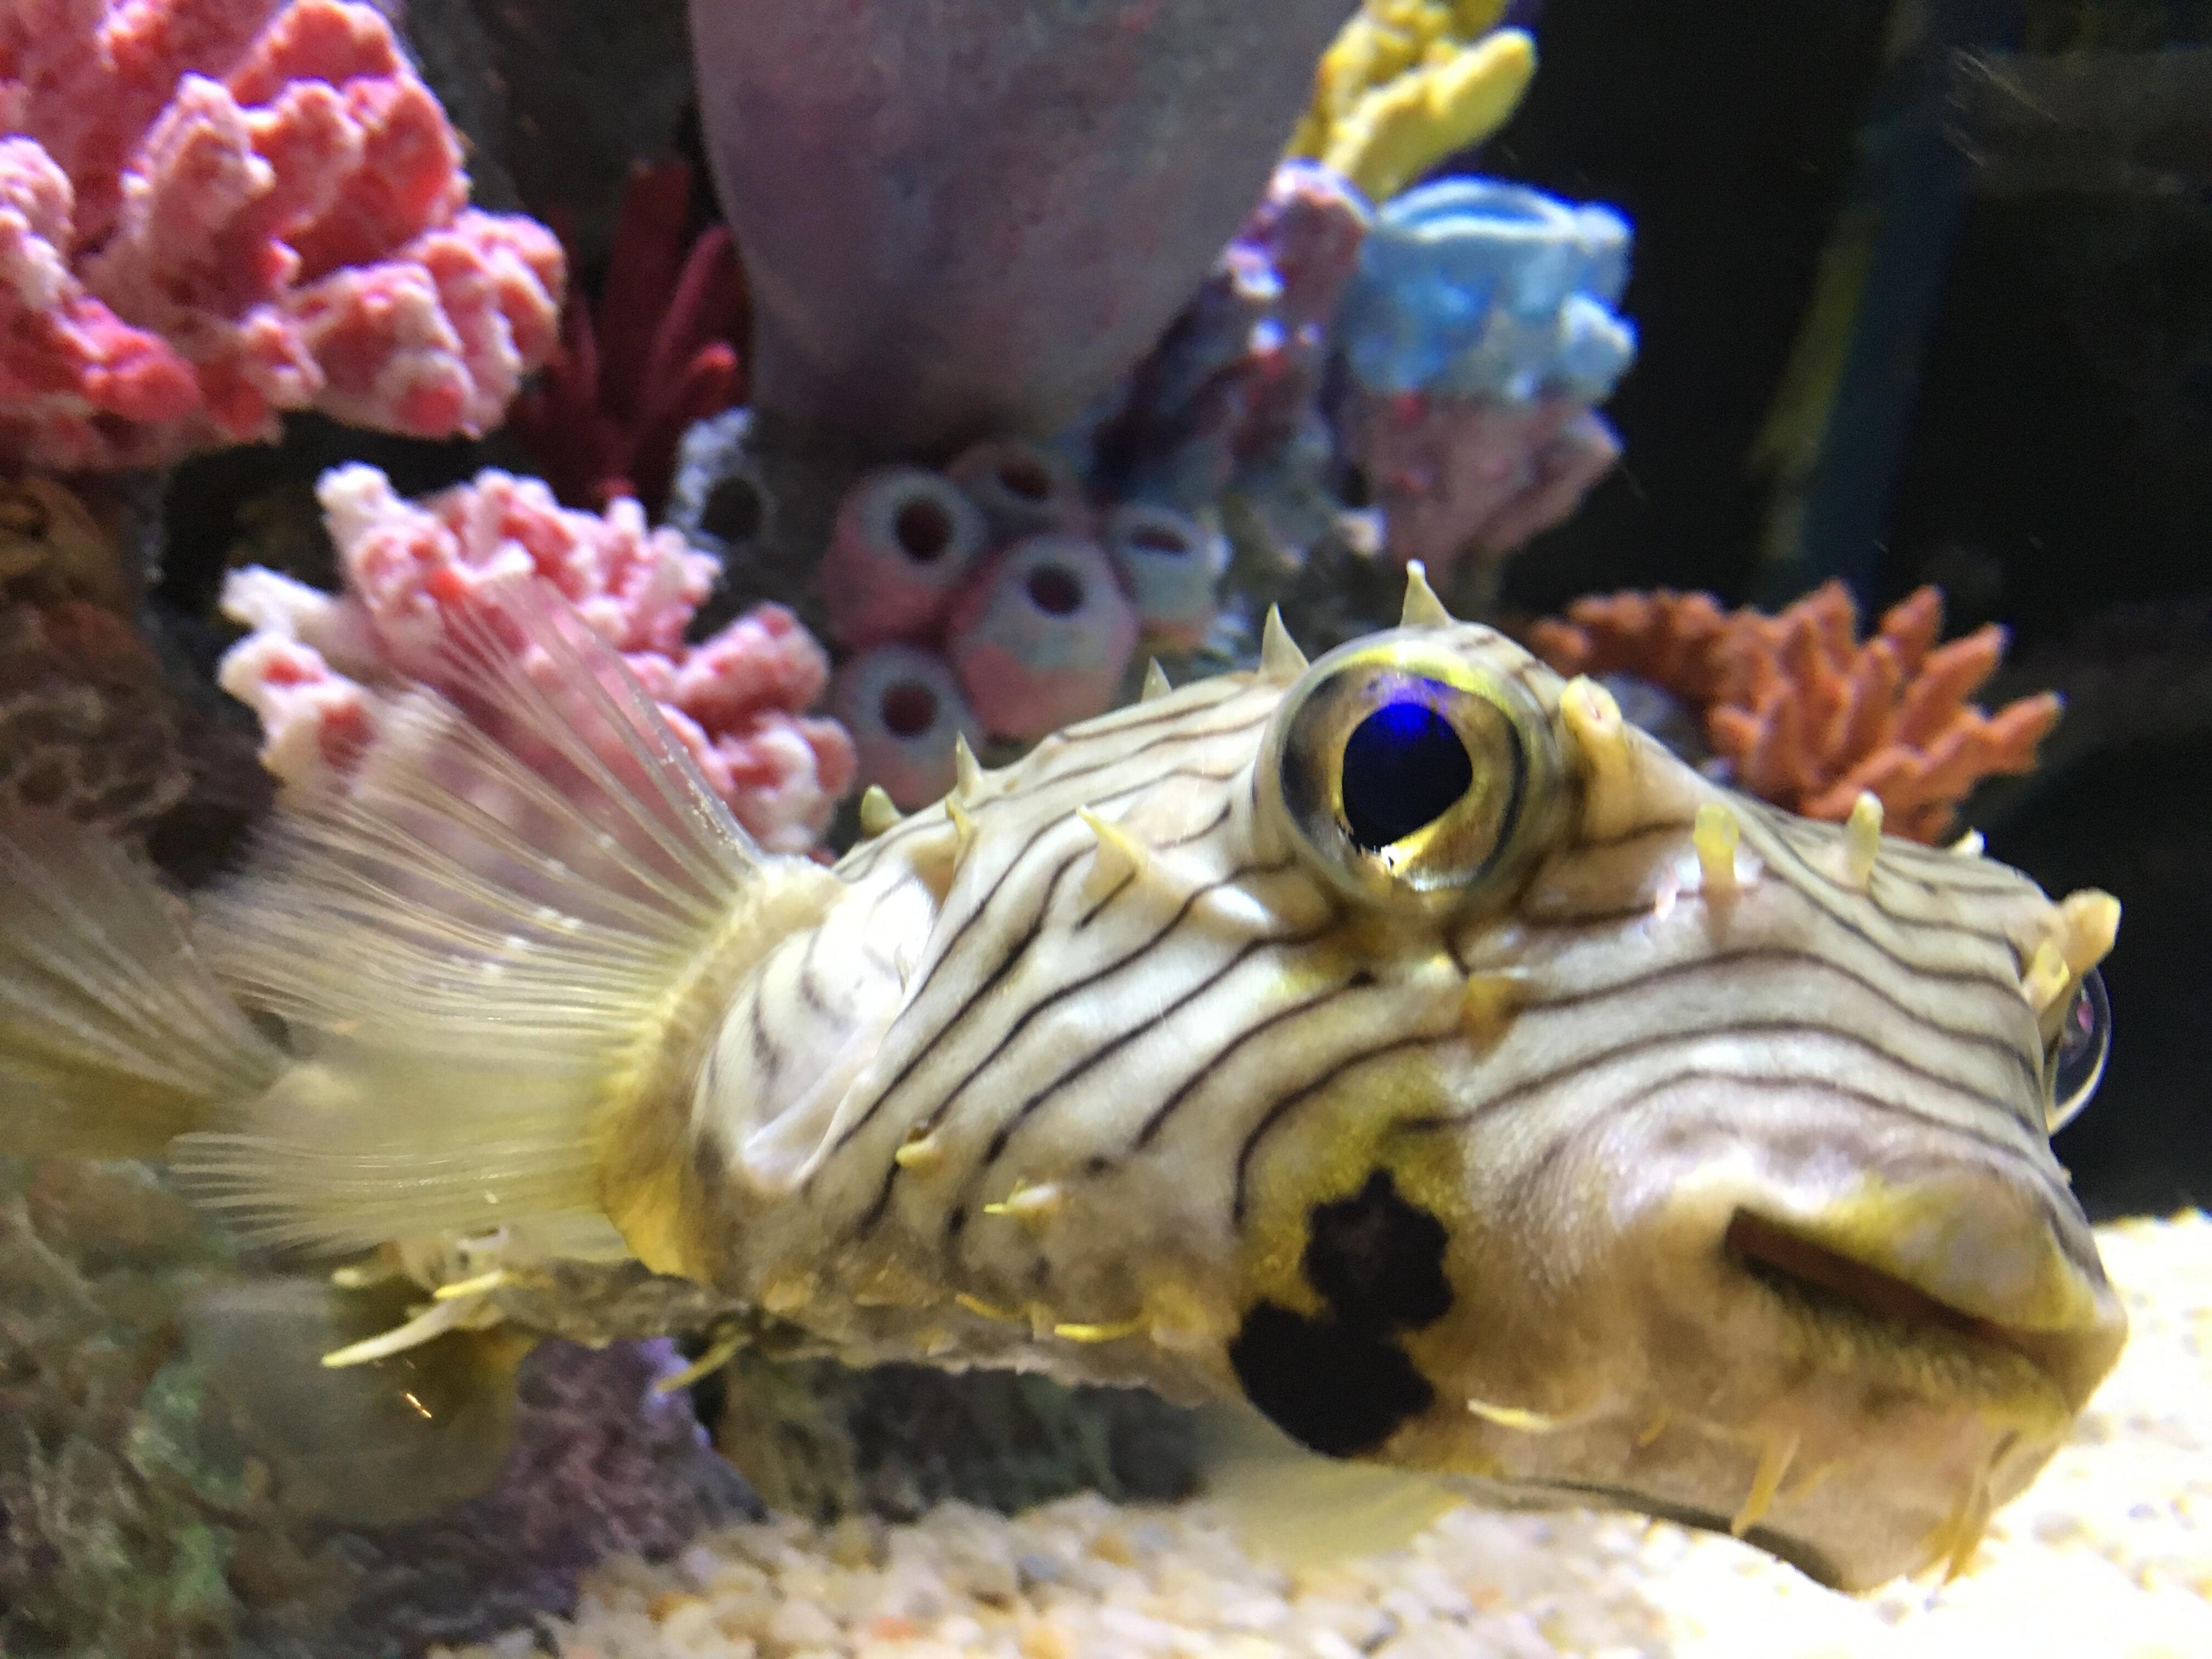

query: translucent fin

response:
[0,815,282,1157]
[185,1277,534,1527]
[176,574,797,1256]
[1195,1404,1462,1567]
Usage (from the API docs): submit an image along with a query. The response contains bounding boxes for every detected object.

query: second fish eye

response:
[2046,968,2112,1135]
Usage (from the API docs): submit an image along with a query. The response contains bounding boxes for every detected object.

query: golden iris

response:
[1264,634,1561,910]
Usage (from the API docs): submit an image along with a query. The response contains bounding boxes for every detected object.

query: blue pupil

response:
[1340,700,1473,851]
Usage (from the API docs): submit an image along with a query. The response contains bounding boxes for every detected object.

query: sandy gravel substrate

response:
[439,1213,2212,1659]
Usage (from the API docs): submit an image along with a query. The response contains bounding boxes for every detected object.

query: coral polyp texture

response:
[1288,1,1538,203]
[1339,177,1637,575]
[0,0,564,470]
[1531,581,2063,843]
[219,465,855,852]
[512,157,747,518]
[1100,160,1370,515]
[819,437,1217,805]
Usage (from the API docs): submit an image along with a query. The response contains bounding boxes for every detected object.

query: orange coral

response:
[1529,581,2061,843]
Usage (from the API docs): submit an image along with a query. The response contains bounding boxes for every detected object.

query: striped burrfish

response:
[0,565,2123,1590]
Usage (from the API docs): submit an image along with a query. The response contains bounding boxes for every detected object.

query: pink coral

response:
[0,0,563,469]
[219,465,855,853]
[1343,388,1622,575]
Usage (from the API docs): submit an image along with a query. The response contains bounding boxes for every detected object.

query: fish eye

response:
[1263,634,1563,909]
[2046,967,2111,1134]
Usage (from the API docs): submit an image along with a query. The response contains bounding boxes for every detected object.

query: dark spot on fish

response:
[1227,1169,1457,1458]
[691,1132,727,1193]
[946,1204,968,1240]
[1230,1304,1435,1457]
[1304,1170,1452,1332]
[1081,1154,1112,1178]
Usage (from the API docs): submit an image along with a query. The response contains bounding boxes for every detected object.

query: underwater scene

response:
[1,1,2207,1654]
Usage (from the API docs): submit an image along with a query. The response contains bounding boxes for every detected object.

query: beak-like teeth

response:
[1722,1183,2123,1408]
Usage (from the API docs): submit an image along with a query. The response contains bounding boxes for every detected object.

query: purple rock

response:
[688,0,1358,458]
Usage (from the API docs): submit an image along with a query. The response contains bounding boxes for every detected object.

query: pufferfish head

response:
[1219,592,2124,1593]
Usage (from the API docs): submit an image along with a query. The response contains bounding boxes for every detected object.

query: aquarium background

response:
[3,1,2209,1654]
[1483,0,2212,1218]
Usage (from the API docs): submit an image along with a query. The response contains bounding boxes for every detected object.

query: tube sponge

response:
[1290,3,1536,203]
[946,535,1139,742]
[832,643,986,810]
[1103,503,1226,650]
[1338,177,1637,404]
[947,438,1090,543]
[818,467,990,646]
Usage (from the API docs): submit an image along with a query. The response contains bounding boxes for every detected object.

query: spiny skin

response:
[647,617,2123,1592]
[0,576,2123,1594]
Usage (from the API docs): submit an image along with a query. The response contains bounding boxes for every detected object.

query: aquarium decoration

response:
[511,158,748,520]
[217,464,855,851]
[0,0,563,472]
[0,0,2187,1654]
[1532,579,2063,843]
[1287,0,1540,203]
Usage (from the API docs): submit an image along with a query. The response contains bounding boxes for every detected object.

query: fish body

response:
[0,570,2124,1590]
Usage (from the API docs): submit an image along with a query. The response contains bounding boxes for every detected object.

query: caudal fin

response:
[0,817,282,1157]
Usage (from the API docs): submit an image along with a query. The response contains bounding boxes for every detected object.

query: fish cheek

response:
[1305,1168,1454,1328]
[1230,1303,1437,1457]
[1229,1169,1456,1459]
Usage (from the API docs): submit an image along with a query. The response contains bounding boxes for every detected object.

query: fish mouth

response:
[1722,1207,2086,1400]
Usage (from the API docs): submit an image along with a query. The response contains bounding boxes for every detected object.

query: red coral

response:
[218,464,854,853]
[1530,581,2062,843]
[0,0,563,469]
[512,158,747,517]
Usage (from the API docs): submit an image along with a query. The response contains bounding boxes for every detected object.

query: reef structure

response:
[821,437,1240,806]
[218,464,855,853]
[512,157,748,520]
[0,0,565,471]
[1531,581,2062,843]
[690,0,1355,456]
[1337,176,1638,580]
[1288,0,1540,202]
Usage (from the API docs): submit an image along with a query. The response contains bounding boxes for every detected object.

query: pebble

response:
[433,1215,2212,1658]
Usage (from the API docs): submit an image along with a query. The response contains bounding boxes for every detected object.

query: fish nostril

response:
[1723,1209,2032,1357]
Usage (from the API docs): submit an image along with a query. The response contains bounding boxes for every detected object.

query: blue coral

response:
[1338,178,1637,405]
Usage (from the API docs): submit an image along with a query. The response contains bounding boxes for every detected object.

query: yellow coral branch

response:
[1291,3,1537,203]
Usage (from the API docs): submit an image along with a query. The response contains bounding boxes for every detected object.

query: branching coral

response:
[218,465,855,853]
[512,158,747,519]
[0,0,563,470]
[1288,1,1538,202]
[1530,581,2063,842]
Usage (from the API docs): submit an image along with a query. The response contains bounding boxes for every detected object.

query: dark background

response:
[1487,0,2212,1217]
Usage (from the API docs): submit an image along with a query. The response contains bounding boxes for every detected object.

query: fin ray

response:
[176,575,804,1255]
[0,817,281,1157]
